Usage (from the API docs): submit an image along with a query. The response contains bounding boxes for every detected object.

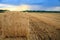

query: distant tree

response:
[0,10,9,13]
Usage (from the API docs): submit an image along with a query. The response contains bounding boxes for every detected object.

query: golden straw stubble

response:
[2,12,30,38]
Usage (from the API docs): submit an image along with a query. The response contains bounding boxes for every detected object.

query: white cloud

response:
[28,5,45,10]
[29,5,60,11]
[0,4,60,11]
[0,4,17,7]
[46,7,60,11]
[0,4,30,11]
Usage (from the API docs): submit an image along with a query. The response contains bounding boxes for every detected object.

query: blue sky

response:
[0,0,60,11]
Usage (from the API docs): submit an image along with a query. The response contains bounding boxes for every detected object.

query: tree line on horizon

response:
[0,10,60,13]
[22,10,60,13]
[0,10,9,13]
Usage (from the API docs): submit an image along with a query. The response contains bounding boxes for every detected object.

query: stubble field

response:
[0,11,60,40]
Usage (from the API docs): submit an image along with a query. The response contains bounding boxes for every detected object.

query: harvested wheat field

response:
[0,11,60,40]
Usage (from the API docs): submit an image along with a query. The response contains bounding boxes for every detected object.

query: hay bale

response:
[1,12,30,38]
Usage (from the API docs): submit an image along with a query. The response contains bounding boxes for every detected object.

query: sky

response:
[0,0,60,11]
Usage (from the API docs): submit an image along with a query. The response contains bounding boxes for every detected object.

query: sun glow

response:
[17,5,30,11]
[0,4,30,11]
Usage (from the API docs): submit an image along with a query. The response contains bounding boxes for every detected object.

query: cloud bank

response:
[0,4,60,11]
[46,7,60,11]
